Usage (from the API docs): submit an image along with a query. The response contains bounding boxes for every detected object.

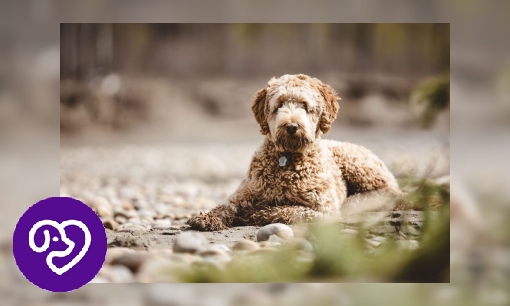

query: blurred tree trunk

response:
[60,23,449,79]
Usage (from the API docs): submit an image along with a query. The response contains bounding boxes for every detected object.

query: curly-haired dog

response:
[188,74,400,231]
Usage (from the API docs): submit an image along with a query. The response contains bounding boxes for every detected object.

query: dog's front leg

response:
[187,202,237,231]
[187,180,250,231]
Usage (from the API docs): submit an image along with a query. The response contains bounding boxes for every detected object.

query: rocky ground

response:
[60,129,449,283]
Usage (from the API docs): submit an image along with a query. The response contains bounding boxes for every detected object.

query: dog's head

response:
[252,74,340,152]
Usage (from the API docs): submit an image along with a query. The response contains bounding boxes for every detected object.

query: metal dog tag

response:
[278,156,288,167]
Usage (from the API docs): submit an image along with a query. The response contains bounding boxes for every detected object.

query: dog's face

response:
[252,74,340,152]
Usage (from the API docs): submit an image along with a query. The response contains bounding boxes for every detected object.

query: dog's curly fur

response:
[188,74,400,231]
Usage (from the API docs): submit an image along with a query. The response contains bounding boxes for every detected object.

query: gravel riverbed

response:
[60,132,448,282]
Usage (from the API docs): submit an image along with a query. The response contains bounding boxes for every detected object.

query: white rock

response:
[110,265,135,283]
[152,219,172,230]
[256,223,294,242]
[173,231,206,253]
[105,247,135,265]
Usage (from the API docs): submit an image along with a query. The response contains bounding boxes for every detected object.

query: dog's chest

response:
[250,149,345,207]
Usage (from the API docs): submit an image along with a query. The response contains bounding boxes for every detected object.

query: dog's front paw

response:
[187,212,228,231]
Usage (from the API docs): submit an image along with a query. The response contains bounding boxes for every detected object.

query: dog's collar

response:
[277,151,302,167]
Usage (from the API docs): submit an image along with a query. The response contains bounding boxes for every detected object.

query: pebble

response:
[140,218,153,227]
[233,239,260,251]
[173,231,206,253]
[116,223,148,233]
[114,209,137,219]
[90,196,110,210]
[95,201,113,218]
[340,228,359,236]
[110,265,135,283]
[163,212,176,220]
[139,209,156,218]
[152,219,172,230]
[154,203,170,216]
[127,217,141,224]
[102,219,118,231]
[197,248,230,260]
[119,186,142,201]
[111,251,153,273]
[256,223,294,242]
[175,213,192,220]
[105,247,135,265]
[121,201,135,211]
[114,215,127,224]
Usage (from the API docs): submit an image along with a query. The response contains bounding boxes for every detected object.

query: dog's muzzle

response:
[274,125,311,152]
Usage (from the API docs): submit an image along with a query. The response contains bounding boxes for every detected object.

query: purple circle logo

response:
[13,197,107,292]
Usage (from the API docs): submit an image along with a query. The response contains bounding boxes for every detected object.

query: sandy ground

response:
[105,210,426,252]
[107,226,262,251]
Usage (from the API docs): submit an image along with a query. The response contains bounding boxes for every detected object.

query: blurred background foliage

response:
[60,23,449,79]
[59,23,450,135]
[411,75,450,128]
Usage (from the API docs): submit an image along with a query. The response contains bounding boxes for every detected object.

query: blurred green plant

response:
[410,75,450,128]
[176,177,450,283]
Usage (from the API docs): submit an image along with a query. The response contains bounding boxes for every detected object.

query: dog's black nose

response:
[285,123,298,134]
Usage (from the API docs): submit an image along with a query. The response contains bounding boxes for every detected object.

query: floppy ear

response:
[251,87,270,135]
[314,80,340,134]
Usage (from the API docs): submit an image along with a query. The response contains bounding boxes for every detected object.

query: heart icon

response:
[28,219,92,275]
